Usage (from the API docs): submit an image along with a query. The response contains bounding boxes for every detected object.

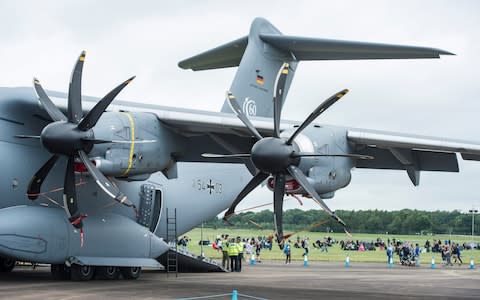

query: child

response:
[284,240,292,264]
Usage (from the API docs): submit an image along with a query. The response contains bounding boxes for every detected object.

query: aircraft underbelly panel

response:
[0,206,169,265]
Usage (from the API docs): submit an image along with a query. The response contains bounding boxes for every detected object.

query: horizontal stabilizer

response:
[178,36,247,71]
[179,30,453,71]
[259,34,454,61]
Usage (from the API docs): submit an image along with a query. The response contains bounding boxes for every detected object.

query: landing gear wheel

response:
[97,266,120,280]
[51,264,71,280]
[0,257,16,272]
[120,266,141,280]
[70,264,95,281]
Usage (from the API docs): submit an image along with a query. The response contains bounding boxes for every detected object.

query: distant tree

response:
[203,209,476,235]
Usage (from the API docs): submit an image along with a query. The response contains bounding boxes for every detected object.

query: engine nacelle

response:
[87,111,185,179]
[271,126,354,197]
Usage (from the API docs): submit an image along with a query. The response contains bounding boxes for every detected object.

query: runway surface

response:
[1,261,479,299]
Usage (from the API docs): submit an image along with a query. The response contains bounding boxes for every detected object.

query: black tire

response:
[96,266,120,280]
[70,264,95,281]
[120,267,141,280]
[0,257,16,272]
[51,264,71,280]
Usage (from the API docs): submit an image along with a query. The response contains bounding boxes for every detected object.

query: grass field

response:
[181,228,480,264]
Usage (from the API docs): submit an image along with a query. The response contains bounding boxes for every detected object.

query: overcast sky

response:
[1,1,479,212]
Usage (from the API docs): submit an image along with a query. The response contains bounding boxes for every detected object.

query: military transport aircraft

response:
[1,17,479,281]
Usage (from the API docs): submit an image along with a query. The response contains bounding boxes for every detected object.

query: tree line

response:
[203,209,479,235]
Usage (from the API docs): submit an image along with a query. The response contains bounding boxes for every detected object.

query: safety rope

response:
[233,194,351,240]
[30,176,139,248]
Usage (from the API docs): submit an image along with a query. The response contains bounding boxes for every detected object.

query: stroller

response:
[399,246,415,266]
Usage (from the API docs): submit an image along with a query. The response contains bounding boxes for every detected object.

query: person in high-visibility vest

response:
[236,237,245,272]
[227,238,239,272]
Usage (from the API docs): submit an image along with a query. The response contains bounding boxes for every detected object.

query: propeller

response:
[214,62,371,245]
[26,51,135,229]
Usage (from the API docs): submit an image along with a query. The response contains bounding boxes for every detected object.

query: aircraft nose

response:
[0,206,69,263]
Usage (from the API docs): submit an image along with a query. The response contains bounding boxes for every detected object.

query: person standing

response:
[221,234,230,271]
[236,237,245,272]
[284,240,291,264]
[414,243,420,266]
[227,238,239,272]
[303,237,310,256]
[425,240,431,253]
[386,243,394,264]
[245,239,253,258]
[456,244,463,265]
[452,243,463,265]
[443,245,453,266]
[255,239,262,263]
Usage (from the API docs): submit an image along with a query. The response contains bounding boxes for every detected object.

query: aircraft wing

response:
[151,108,276,171]
[347,129,480,185]
[50,94,480,182]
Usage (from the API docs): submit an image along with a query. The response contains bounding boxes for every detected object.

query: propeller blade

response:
[67,51,86,123]
[291,152,374,160]
[63,157,82,228]
[223,172,269,220]
[273,173,286,245]
[27,155,59,200]
[77,150,129,204]
[33,78,68,122]
[286,89,349,145]
[15,135,41,139]
[273,63,290,138]
[287,165,346,227]
[226,91,263,141]
[78,76,135,131]
[201,153,251,158]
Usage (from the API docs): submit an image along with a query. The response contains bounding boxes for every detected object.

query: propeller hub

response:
[41,121,93,156]
[251,137,299,173]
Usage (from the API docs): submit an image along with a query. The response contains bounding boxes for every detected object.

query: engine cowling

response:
[86,111,184,179]
[265,126,353,197]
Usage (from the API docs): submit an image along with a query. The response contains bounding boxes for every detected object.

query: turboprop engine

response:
[266,127,353,198]
[86,111,185,180]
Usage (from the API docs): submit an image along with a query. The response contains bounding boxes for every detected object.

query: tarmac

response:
[1,261,479,300]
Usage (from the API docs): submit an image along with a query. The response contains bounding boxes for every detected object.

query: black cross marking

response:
[207,179,215,194]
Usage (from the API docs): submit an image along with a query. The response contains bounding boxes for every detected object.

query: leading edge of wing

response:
[347,129,480,159]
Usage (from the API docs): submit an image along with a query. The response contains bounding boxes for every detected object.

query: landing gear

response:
[51,264,71,280]
[97,266,120,280]
[50,264,141,280]
[0,257,16,272]
[70,264,95,281]
[120,266,142,280]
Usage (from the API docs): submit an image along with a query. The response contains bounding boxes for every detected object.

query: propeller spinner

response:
[26,51,135,229]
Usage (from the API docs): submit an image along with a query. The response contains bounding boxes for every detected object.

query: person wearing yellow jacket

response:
[221,234,230,271]
[227,238,239,272]
[236,237,245,272]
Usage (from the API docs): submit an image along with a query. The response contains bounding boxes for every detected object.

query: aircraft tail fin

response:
[178,18,453,118]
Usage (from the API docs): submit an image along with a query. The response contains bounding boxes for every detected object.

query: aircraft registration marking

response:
[192,179,222,194]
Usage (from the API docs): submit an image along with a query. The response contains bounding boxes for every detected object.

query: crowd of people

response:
[197,233,477,270]
[212,234,277,271]
[384,239,467,267]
